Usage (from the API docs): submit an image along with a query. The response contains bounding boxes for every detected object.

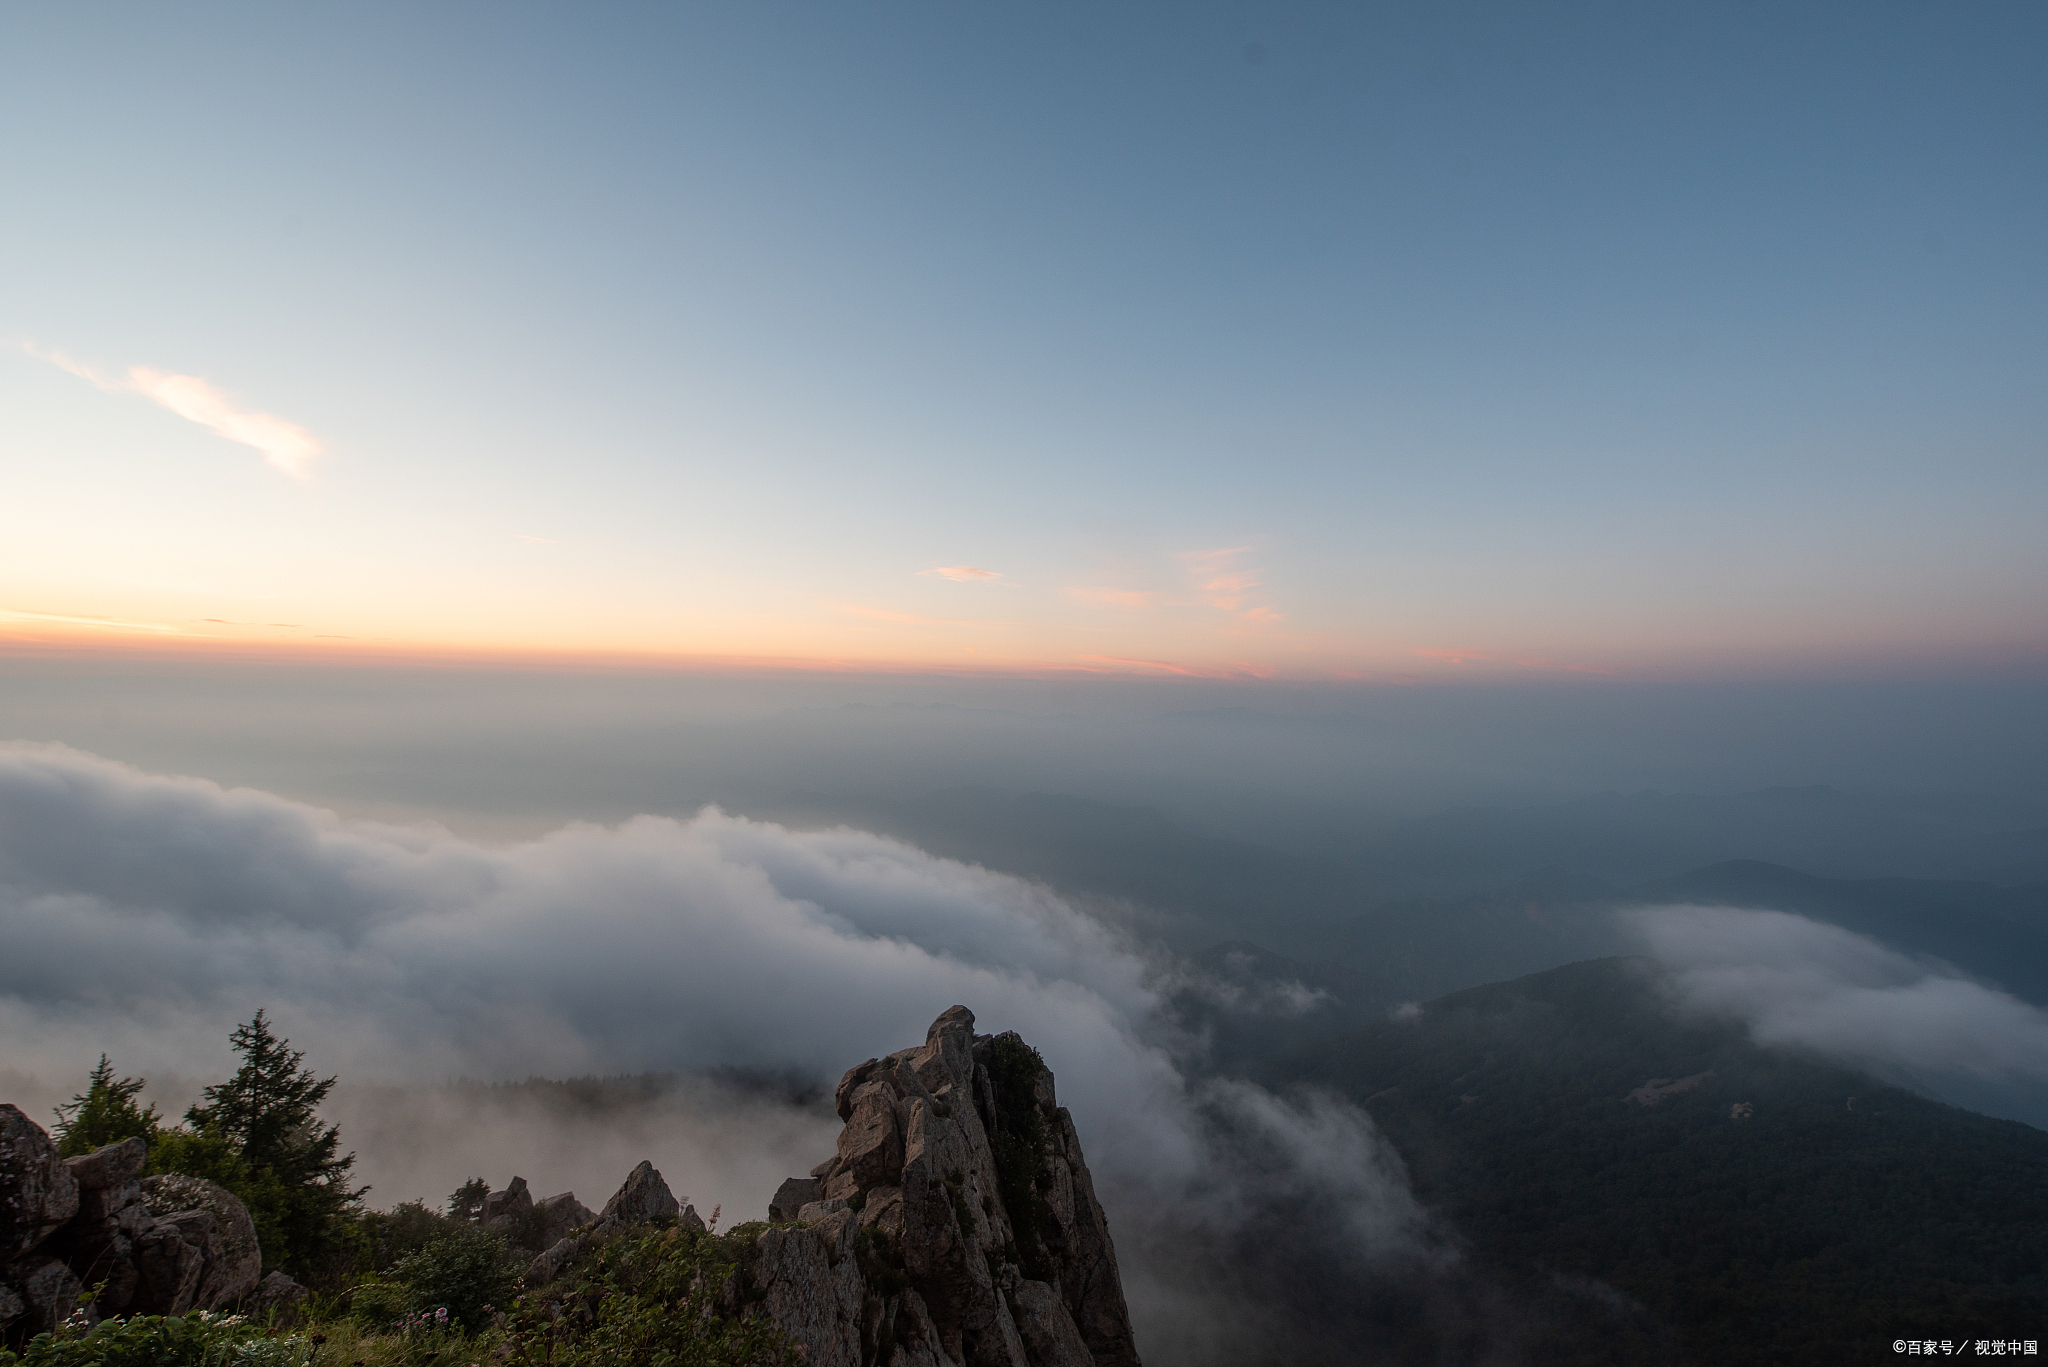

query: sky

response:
[4,2,2044,681]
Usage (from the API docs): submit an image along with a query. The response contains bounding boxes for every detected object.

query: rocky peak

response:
[758,1005,1141,1367]
[480,1174,531,1225]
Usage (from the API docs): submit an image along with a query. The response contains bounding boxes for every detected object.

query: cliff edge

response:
[753,1005,1141,1367]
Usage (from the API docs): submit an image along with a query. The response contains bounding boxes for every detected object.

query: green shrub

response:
[344,1281,408,1330]
[498,1226,800,1367]
[146,1131,249,1187]
[382,1225,519,1330]
[0,1311,281,1367]
[356,1201,458,1272]
[226,1339,314,1367]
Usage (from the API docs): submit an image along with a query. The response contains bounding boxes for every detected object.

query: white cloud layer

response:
[0,742,1432,1357]
[1625,904,2048,1088]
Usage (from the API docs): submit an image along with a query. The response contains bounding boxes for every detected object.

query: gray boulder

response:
[0,1116,273,1326]
[525,1235,581,1286]
[2,1256,81,1336]
[769,1177,821,1223]
[134,1175,262,1312]
[536,1191,594,1244]
[1,1106,80,1258]
[132,1220,204,1315]
[43,1136,152,1312]
[62,1137,147,1193]
[246,1270,309,1323]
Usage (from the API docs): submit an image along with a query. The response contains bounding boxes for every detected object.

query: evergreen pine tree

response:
[186,1010,367,1278]
[448,1177,490,1222]
[51,1054,163,1157]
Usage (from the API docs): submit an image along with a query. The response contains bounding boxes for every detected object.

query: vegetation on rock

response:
[45,1015,366,1287]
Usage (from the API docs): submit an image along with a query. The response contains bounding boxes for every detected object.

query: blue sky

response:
[3,2,2043,677]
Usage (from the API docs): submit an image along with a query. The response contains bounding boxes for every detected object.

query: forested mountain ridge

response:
[1263,958,2048,1366]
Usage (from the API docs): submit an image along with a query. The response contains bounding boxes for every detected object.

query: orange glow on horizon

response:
[4,599,2040,687]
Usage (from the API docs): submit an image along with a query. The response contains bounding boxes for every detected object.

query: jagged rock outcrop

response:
[596,1160,704,1235]
[0,1113,264,1336]
[536,1190,595,1245]
[770,1176,822,1223]
[755,1006,1141,1367]
[466,1176,598,1253]
[481,1175,533,1227]
[751,1206,865,1365]
[499,1009,1141,1366]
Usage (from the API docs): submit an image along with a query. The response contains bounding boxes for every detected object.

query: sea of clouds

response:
[10,740,2043,1361]
[0,741,1435,1362]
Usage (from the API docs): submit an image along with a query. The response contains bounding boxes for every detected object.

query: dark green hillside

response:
[1265,958,2048,1366]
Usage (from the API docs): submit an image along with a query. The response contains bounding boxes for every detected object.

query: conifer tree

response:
[186,1010,367,1277]
[51,1054,162,1157]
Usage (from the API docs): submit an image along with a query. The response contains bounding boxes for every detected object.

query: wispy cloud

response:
[923,565,1004,583]
[1070,547,1280,623]
[0,608,183,635]
[1181,546,1263,614]
[1411,646,1613,675]
[1180,546,1282,624]
[1068,655,1275,680]
[28,343,323,479]
[1074,654,1204,675]
[1067,586,1159,609]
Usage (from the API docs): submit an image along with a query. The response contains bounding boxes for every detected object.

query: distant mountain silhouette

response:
[1289,860,2048,1020]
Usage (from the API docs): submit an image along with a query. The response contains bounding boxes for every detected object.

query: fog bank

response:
[1628,904,2048,1126]
[0,741,1438,1363]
